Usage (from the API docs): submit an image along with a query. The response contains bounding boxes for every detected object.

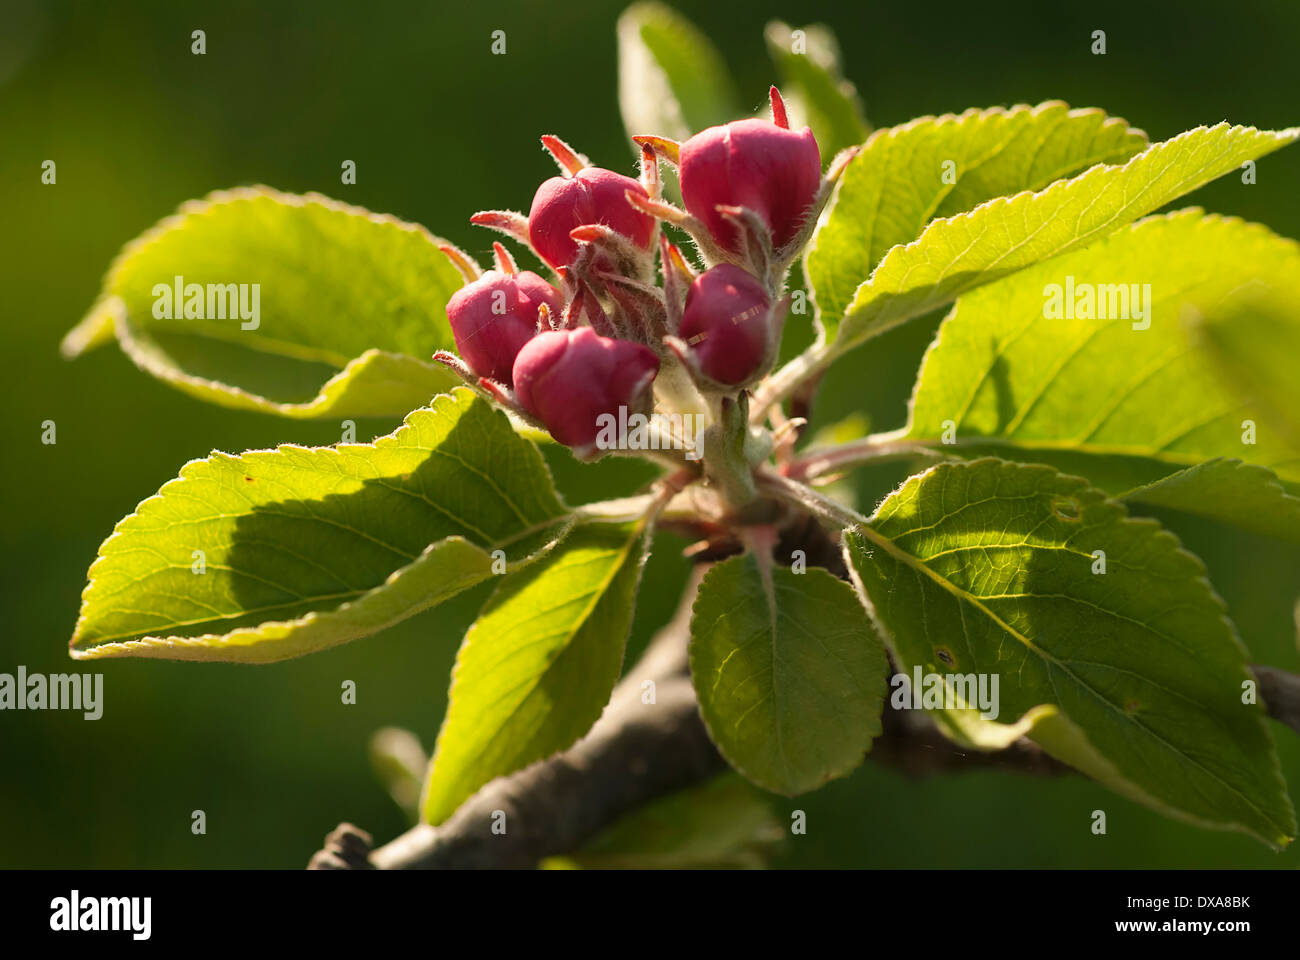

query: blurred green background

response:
[3,0,1298,868]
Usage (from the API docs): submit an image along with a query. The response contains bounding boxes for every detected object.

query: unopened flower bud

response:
[446,270,561,385]
[679,118,820,254]
[678,265,772,386]
[512,327,660,450]
[528,168,656,269]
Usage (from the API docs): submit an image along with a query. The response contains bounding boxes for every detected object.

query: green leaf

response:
[69,388,569,662]
[831,121,1299,353]
[689,552,888,795]
[1120,459,1300,545]
[844,458,1295,846]
[115,312,456,418]
[544,773,783,869]
[369,727,428,824]
[62,186,464,418]
[421,517,653,825]
[904,211,1300,483]
[764,21,869,162]
[1193,286,1300,451]
[617,1,740,144]
[807,102,1146,336]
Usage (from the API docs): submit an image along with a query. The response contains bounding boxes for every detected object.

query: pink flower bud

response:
[512,327,660,450]
[679,118,821,253]
[679,265,772,385]
[446,270,561,385]
[528,168,656,269]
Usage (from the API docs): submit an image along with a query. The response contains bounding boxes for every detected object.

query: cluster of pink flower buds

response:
[445,262,561,385]
[513,328,659,449]
[434,87,846,460]
[678,265,773,387]
[528,166,655,271]
[680,116,821,256]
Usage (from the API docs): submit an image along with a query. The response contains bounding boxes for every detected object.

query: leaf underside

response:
[1120,459,1300,545]
[617,1,740,145]
[63,186,464,419]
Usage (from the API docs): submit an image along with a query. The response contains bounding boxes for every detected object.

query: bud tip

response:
[540,134,588,176]
[769,86,789,129]
[491,241,518,275]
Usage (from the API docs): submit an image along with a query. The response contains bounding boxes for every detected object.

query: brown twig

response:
[309,555,1300,868]
[1255,664,1300,736]
[309,568,721,869]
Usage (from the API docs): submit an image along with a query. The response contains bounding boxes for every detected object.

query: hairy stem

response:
[787,430,946,481]
[749,342,831,424]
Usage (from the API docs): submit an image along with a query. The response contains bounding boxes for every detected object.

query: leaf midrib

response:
[433,523,645,805]
[843,125,1294,340]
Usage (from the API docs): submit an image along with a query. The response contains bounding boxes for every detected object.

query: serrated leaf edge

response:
[61,183,462,359]
[69,388,569,658]
[896,209,1300,474]
[803,100,1148,333]
[835,122,1300,350]
[688,554,885,796]
[421,510,657,824]
[842,456,1295,846]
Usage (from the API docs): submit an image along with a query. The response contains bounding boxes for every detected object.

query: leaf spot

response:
[1051,495,1081,521]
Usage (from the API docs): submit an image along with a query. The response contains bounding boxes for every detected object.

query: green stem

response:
[701,394,761,508]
